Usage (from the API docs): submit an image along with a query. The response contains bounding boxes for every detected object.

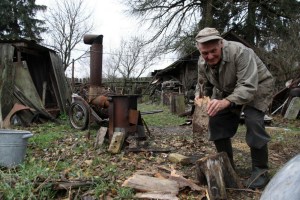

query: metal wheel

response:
[69,101,89,130]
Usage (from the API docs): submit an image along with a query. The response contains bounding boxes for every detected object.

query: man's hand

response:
[207,99,231,116]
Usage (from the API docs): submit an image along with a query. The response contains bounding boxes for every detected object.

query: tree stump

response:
[196,152,242,200]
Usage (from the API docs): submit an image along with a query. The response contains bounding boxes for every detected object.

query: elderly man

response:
[194,27,274,189]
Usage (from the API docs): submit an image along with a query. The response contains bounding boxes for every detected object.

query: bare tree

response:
[122,0,300,56]
[120,0,229,55]
[43,0,93,71]
[102,50,120,87]
[105,36,159,89]
[112,36,158,78]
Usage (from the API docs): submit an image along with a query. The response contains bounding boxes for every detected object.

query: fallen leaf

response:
[84,160,93,166]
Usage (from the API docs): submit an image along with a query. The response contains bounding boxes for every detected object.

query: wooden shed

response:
[0,38,72,127]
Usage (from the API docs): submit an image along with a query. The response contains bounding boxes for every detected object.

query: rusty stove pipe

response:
[83,34,103,87]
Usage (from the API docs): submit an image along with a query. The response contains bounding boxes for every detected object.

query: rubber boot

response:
[244,144,269,189]
[214,138,235,169]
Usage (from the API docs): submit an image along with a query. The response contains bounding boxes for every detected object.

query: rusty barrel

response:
[107,95,139,139]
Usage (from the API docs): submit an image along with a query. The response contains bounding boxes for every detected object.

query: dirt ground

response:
[22,115,299,199]
[141,115,300,199]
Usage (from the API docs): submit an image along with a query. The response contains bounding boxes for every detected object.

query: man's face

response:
[197,40,223,66]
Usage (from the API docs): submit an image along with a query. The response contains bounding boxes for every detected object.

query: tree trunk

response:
[204,0,213,27]
[245,0,257,45]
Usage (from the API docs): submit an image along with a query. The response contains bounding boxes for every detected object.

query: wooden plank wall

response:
[0,44,15,125]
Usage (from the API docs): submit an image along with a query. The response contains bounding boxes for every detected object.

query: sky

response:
[36,0,175,78]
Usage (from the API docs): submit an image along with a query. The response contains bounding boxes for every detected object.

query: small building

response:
[0,38,72,127]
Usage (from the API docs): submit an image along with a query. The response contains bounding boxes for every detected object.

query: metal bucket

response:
[0,129,33,168]
[260,154,300,200]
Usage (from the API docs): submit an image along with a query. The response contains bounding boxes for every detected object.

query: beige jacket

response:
[195,39,274,112]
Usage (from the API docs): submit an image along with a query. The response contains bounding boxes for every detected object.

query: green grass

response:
[0,162,55,199]
[1,103,298,199]
[28,122,69,148]
[235,122,300,178]
[138,103,186,127]
[116,187,135,199]
[0,103,189,199]
[4,119,138,199]
[268,127,299,144]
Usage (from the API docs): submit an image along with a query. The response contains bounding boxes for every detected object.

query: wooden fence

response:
[67,77,153,95]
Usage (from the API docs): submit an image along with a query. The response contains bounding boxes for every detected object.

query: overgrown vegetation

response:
[0,104,299,199]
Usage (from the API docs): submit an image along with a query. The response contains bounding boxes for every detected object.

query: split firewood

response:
[108,130,126,154]
[135,170,160,177]
[157,165,186,177]
[123,169,206,199]
[196,152,243,200]
[125,147,171,153]
[169,172,205,192]
[122,174,179,198]
[168,153,191,165]
[134,191,178,200]
[194,96,210,107]
[158,167,206,192]
[94,127,107,148]
[192,96,210,136]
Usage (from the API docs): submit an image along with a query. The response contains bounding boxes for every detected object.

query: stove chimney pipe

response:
[84,34,103,87]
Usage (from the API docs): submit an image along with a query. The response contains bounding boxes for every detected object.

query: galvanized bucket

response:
[0,129,33,168]
[260,154,300,200]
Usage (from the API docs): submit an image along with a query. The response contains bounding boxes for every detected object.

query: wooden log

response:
[196,152,242,200]
[53,180,94,190]
[168,153,191,165]
[168,174,205,192]
[125,148,171,153]
[157,166,186,178]
[174,94,185,115]
[192,96,210,135]
[94,126,108,148]
[123,169,206,199]
[192,105,208,133]
[134,191,178,200]
[108,130,126,154]
[122,174,179,195]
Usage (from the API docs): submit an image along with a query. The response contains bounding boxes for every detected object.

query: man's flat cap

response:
[195,27,222,43]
